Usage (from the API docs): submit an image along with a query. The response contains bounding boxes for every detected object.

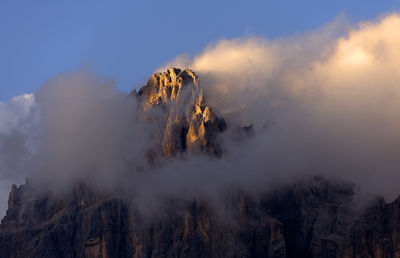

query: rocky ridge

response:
[2,175,399,258]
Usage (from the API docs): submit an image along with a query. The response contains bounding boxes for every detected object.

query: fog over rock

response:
[0,94,37,216]
[2,13,400,208]
[1,13,400,257]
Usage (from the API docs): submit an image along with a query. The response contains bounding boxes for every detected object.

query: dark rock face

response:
[261,177,358,258]
[2,176,397,258]
[338,196,400,258]
[0,182,287,258]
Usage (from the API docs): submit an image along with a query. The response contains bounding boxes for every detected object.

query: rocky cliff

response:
[0,181,287,258]
[0,68,398,258]
[2,175,397,258]
[132,68,226,158]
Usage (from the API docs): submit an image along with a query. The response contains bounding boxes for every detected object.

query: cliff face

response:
[2,176,395,258]
[133,68,226,158]
[0,182,287,258]
[1,68,399,258]
[339,196,400,258]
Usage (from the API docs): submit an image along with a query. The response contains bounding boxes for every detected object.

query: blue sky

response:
[0,0,399,101]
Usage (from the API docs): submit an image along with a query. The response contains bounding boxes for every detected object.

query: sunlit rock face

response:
[133,68,226,158]
[135,68,199,106]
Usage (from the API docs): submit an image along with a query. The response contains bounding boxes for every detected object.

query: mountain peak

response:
[136,68,199,107]
[133,68,226,158]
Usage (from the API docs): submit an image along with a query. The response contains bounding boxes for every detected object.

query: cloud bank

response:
[2,13,400,216]
[166,13,400,199]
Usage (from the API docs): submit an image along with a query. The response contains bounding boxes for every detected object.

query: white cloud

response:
[158,13,400,199]
[0,94,35,134]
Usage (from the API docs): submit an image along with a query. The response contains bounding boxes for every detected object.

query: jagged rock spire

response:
[132,68,226,158]
[136,68,199,106]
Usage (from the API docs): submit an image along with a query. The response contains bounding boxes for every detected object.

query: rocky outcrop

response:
[133,68,226,158]
[0,181,287,258]
[338,196,400,258]
[2,176,394,258]
[261,177,360,258]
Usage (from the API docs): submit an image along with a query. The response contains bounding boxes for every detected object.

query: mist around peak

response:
[2,13,400,216]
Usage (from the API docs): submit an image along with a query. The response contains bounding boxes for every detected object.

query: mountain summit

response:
[133,68,226,158]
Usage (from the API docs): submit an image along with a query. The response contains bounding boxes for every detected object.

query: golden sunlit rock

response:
[135,68,226,158]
